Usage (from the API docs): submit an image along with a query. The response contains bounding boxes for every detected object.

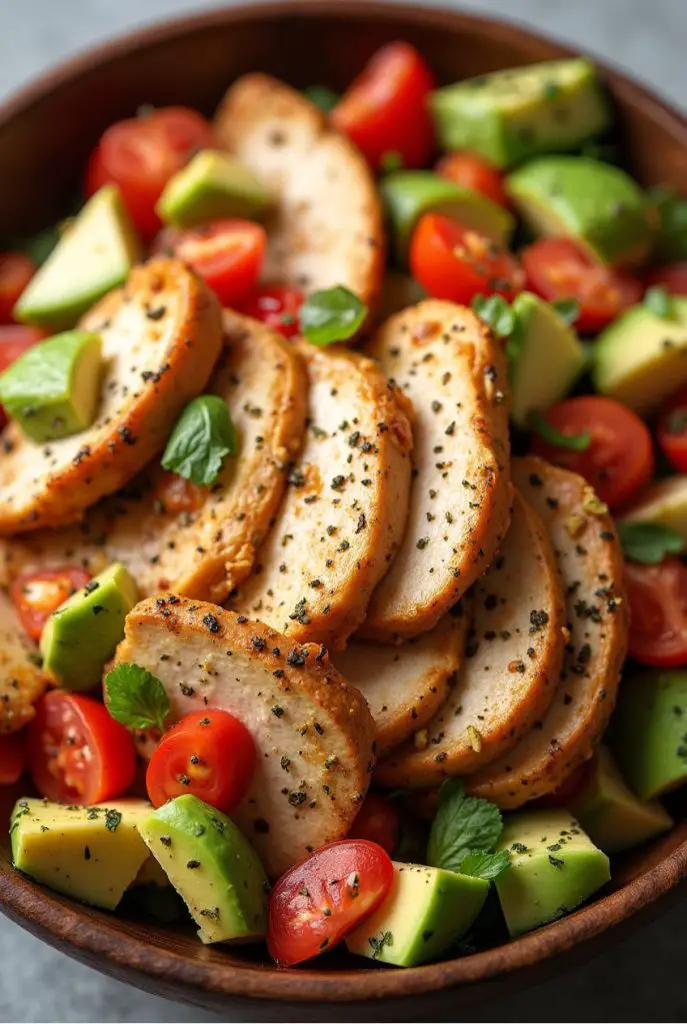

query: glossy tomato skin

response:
[85,107,214,239]
[522,238,643,334]
[0,325,44,431]
[0,730,27,786]
[657,386,687,472]
[410,213,524,305]
[236,285,304,339]
[530,396,654,510]
[146,709,256,813]
[268,839,394,966]
[27,691,136,804]
[332,42,435,170]
[11,567,92,641]
[435,152,509,208]
[625,558,687,668]
[0,253,35,324]
[645,262,687,295]
[348,791,400,854]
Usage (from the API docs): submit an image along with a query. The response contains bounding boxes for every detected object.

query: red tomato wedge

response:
[0,324,44,431]
[522,237,643,334]
[267,839,394,966]
[410,213,524,305]
[85,106,214,239]
[530,396,654,511]
[625,558,687,668]
[153,470,207,514]
[0,253,35,324]
[236,284,304,339]
[435,152,509,208]
[332,42,435,170]
[348,791,399,855]
[657,386,687,473]
[0,731,27,786]
[10,567,92,642]
[146,709,256,814]
[27,691,136,804]
[645,262,687,295]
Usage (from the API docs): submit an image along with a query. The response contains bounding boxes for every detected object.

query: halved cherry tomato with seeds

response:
[348,791,399,854]
[0,731,27,786]
[11,567,92,641]
[236,284,304,339]
[0,253,35,324]
[657,386,687,473]
[268,839,394,966]
[435,152,509,208]
[153,470,206,514]
[625,558,687,668]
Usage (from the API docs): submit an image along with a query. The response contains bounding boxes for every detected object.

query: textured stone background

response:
[0,1,685,1020]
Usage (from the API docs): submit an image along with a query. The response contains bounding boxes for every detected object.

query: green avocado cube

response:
[40,562,139,691]
[620,476,687,543]
[649,186,687,263]
[157,150,272,228]
[0,330,102,442]
[138,794,268,944]
[345,862,489,967]
[431,58,611,169]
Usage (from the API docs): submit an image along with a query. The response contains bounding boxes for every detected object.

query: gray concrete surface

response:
[0,1,685,1020]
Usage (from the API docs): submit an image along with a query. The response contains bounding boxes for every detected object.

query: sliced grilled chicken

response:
[360,300,511,643]
[467,456,629,808]
[0,590,48,734]
[114,596,375,877]
[214,73,384,315]
[0,259,222,534]
[228,343,413,650]
[335,607,468,756]
[0,312,307,604]
[375,490,566,788]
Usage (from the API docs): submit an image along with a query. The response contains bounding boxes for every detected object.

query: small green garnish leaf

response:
[457,849,511,880]
[616,521,685,565]
[15,226,61,267]
[368,930,394,959]
[644,285,675,320]
[427,778,503,873]
[161,395,237,486]
[542,79,561,100]
[104,663,171,732]
[379,150,404,174]
[104,809,122,833]
[300,286,367,346]
[471,294,515,339]
[552,297,580,326]
[530,410,591,452]
[302,85,340,112]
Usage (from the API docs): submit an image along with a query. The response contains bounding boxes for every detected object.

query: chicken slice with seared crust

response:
[0,591,48,734]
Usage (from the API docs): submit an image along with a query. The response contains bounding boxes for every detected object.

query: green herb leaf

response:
[161,395,237,485]
[302,85,340,112]
[104,663,171,732]
[368,930,394,959]
[457,848,511,880]
[300,286,367,346]
[427,779,503,873]
[616,521,685,564]
[104,809,122,832]
[380,150,404,174]
[552,298,580,326]
[644,285,676,320]
[471,294,515,339]
[530,410,591,452]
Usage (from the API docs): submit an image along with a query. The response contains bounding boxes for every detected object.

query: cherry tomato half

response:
[625,558,687,668]
[348,791,400,855]
[410,213,524,305]
[332,42,435,171]
[10,567,92,642]
[267,839,394,966]
[153,469,206,514]
[522,238,643,334]
[85,107,214,239]
[0,730,27,786]
[0,324,44,431]
[435,152,509,209]
[146,709,256,813]
[0,253,35,324]
[531,396,654,510]
[645,262,687,295]
[657,386,687,473]
[236,284,304,339]
[151,220,265,305]
[27,691,136,804]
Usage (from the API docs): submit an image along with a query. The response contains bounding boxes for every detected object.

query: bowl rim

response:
[1,0,687,1005]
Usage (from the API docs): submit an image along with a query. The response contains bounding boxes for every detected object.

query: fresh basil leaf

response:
[104,663,171,732]
[458,848,511,880]
[300,286,367,346]
[302,85,340,112]
[427,779,503,873]
[161,395,236,485]
[471,294,515,339]
[616,521,685,565]
[551,298,580,326]
[530,410,591,452]
[644,285,675,320]
[380,150,404,174]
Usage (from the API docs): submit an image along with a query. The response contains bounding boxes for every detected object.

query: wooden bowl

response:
[2,2,687,1017]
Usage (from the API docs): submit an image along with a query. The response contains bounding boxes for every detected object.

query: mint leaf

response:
[458,849,511,880]
[644,285,675,320]
[104,663,170,732]
[161,395,236,486]
[617,521,685,565]
[302,85,340,112]
[427,779,503,872]
[300,286,367,346]
[530,410,591,452]
[552,297,580,326]
[471,294,515,339]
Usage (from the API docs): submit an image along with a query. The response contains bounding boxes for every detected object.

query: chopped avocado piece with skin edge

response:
[40,562,138,691]
[345,862,489,967]
[0,330,102,442]
[10,798,153,910]
[137,795,268,944]
[157,150,272,228]
[431,59,611,169]
[14,185,140,330]
[621,476,687,543]
[495,809,610,937]
[508,156,653,268]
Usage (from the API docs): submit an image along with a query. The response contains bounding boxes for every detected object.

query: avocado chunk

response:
[610,670,687,801]
[507,292,586,427]
[431,59,611,170]
[14,185,140,330]
[138,794,268,944]
[10,797,153,909]
[345,862,489,966]
[157,150,272,228]
[621,476,687,543]
[592,297,687,414]
[40,562,139,691]
[381,170,514,262]
[649,186,687,263]
[495,808,610,937]
[0,330,102,443]
[570,746,673,855]
[507,156,653,268]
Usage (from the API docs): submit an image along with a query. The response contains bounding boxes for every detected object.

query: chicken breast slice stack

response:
[360,300,511,643]
[0,590,48,734]
[228,343,413,650]
[115,597,376,877]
